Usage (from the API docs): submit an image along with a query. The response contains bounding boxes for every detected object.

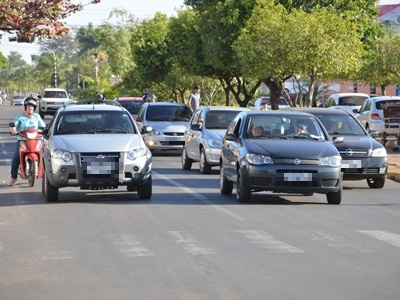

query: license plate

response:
[86,162,113,174]
[284,173,312,182]
[341,160,362,169]
[165,136,182,141]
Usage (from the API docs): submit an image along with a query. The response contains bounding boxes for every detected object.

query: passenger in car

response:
[251,126,265,137]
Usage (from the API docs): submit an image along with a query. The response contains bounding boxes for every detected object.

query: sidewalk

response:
[387,145,400,183]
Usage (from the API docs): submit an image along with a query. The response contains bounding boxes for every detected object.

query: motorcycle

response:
[9,122,44,187]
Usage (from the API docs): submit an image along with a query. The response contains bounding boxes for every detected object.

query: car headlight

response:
[128,147,147,160]
[205,139,222,148]
[51,149,72,162]
[371,147,387,157]
[320,155,341,167]
[246,153,274,165]
[147,129,160,136]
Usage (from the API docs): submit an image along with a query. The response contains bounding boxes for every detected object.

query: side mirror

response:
[190,124,201,131]
[224,133,237,141]
[142,126,152,134]
[37,95,42,99]
[333,136,344,144]
[352,108,359,114]
[368,130,379,138]
[9,122,15,128]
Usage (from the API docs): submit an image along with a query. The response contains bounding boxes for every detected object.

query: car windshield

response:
[43,91,68,98]
[205,111,241,129]
[54,111,137,135]
[146,105,191,122]
[338,96,368,106]
[118,101,144,114]
[246,115,326,140]
[315,114,366,135]
[375,100,400,110]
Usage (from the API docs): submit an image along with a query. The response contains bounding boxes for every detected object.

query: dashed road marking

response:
[357,230,400,249]
[110,233,154,257]
[169,231,216,255]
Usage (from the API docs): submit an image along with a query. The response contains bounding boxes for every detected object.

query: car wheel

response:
[199,148,212,174]
[181,148,193,170]
[137,176,152,199]
[220,166,233,195]
[367,177,385,189]
[236,169,251,203]
[326,187,342,205]
[42,171,59,202]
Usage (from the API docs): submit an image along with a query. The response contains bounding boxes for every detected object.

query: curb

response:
[387,172,400,183]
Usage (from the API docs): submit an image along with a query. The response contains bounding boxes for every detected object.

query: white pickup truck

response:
[38,88,70,118]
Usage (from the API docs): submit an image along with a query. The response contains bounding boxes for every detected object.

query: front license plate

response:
[341,160,362,169]
[86,162,113,174]
[284,173,312,182]
[165,137,182,141]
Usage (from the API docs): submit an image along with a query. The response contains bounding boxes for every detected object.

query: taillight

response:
[371,113,381,120]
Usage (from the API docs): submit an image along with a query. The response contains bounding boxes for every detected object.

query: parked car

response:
[298,108,387,188]
[115,96,144,120]
[251,97,292,110]
[354,96,400,135]
[38,88,70,118]
[182,106,249,173]
[220,110,343,204]
[11,94,24,106]
[41,100,152,202]
[135,102,192,151]
[325,93,369,115]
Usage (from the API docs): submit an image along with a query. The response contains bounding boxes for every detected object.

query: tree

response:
[0,0,101,42]
[359,24,400,96]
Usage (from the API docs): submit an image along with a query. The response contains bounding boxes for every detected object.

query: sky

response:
[0,0,398,63]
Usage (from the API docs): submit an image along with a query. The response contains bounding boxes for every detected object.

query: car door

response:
[222,116,242,181]
[356,99,370,128]
[185,109,203,159]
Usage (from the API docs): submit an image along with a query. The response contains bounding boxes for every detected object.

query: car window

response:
[54,111,136,135]
[118,101,144,114]
[315,114,366,135]
[43,91,67,98]
[337,96,368,106]
[375,100,400,110]
[205,111,241,129]
[190,110,203,126]
[146,105,191,122]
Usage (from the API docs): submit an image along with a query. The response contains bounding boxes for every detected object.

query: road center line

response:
[152,171,246,221]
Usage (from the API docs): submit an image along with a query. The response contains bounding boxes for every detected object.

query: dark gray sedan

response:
[220,111,343,204]
[298,108,388,188]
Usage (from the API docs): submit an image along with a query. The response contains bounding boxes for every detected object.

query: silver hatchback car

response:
[182,106,249,173]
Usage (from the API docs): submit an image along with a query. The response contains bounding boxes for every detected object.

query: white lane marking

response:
[357,230,400,249]
[169,231,216,255]
[153,171,246,221]
[234,230,303,253]
[110,233,154,257]
[41,236,76,260]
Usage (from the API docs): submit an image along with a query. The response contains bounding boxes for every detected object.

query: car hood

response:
[146,121,188,133]
[244,139,337,159]
[330,135,381,151]
[204,129,226,140]
[52,134,145,152]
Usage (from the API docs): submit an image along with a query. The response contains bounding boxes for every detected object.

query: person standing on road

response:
[188,85,201,113]
[7,98,45,186]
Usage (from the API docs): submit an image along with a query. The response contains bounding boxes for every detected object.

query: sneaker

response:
[7,178,17,186]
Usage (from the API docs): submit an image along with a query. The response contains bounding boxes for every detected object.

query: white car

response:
[11,94,25,106]
[355,96,400,134]
[325,93,369,115]
[251,97,291,110]
[38,88,70,118]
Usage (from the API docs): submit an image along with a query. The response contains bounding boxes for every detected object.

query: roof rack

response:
[63,99,121,107]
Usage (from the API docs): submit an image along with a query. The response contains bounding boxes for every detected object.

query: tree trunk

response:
[263,78,282,110]
[381,84,387,96]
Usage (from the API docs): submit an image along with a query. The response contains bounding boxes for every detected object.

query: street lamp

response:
[41,46,57,88]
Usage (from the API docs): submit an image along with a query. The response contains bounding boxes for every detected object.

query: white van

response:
[38,88,69,118]
[325,93,369,115]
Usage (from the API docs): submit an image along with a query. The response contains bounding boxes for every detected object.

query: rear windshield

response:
[337,96,368,106]
[118,100,144,114]
[205,111,241,129]
[375,100,400,110]
[146,105,191,122]
[43,91,68,98]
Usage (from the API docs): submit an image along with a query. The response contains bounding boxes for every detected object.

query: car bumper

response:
[204,147,222,165]
[341,156,387,180]
[241,164,342,194]
[144,135,185,150]
[368,120,384,133]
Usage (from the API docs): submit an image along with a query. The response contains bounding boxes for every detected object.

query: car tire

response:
[42,171,59,202]
[137,176,152,199]
[326,186,341,205]
[367,177,385,189]
[181,148,193,170]
[199,148,212,174]
[236,169,251,203]
[220,166,233,195]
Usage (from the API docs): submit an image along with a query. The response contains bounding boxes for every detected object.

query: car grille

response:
[273,159,320,165]
[338,149,369,158]
[163,132,184,136]
[80,152,121,179]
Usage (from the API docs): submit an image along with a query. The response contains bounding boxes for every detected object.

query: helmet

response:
[142,92,157,102]
[24,97,37,111]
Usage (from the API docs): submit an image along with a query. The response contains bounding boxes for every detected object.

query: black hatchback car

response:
[220,111,343,204]
[298,108,388,188]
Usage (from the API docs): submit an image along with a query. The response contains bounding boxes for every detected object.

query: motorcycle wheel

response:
[28,159,36,187]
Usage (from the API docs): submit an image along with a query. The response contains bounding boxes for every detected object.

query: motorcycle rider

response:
[8,97,45,186]
[142,92,157,102]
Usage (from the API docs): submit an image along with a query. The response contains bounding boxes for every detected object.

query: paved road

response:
[1,104,399,300]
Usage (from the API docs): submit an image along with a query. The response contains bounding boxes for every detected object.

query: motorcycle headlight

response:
[205,139,222,148]
[51,149,72,162]
[320,155,341,167]
[128,147,147,160]
[246,154,274,165]
[371,147,387,157]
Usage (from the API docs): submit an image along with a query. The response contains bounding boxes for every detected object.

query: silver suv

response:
[41,100,152,202]
[182,106,248,173]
